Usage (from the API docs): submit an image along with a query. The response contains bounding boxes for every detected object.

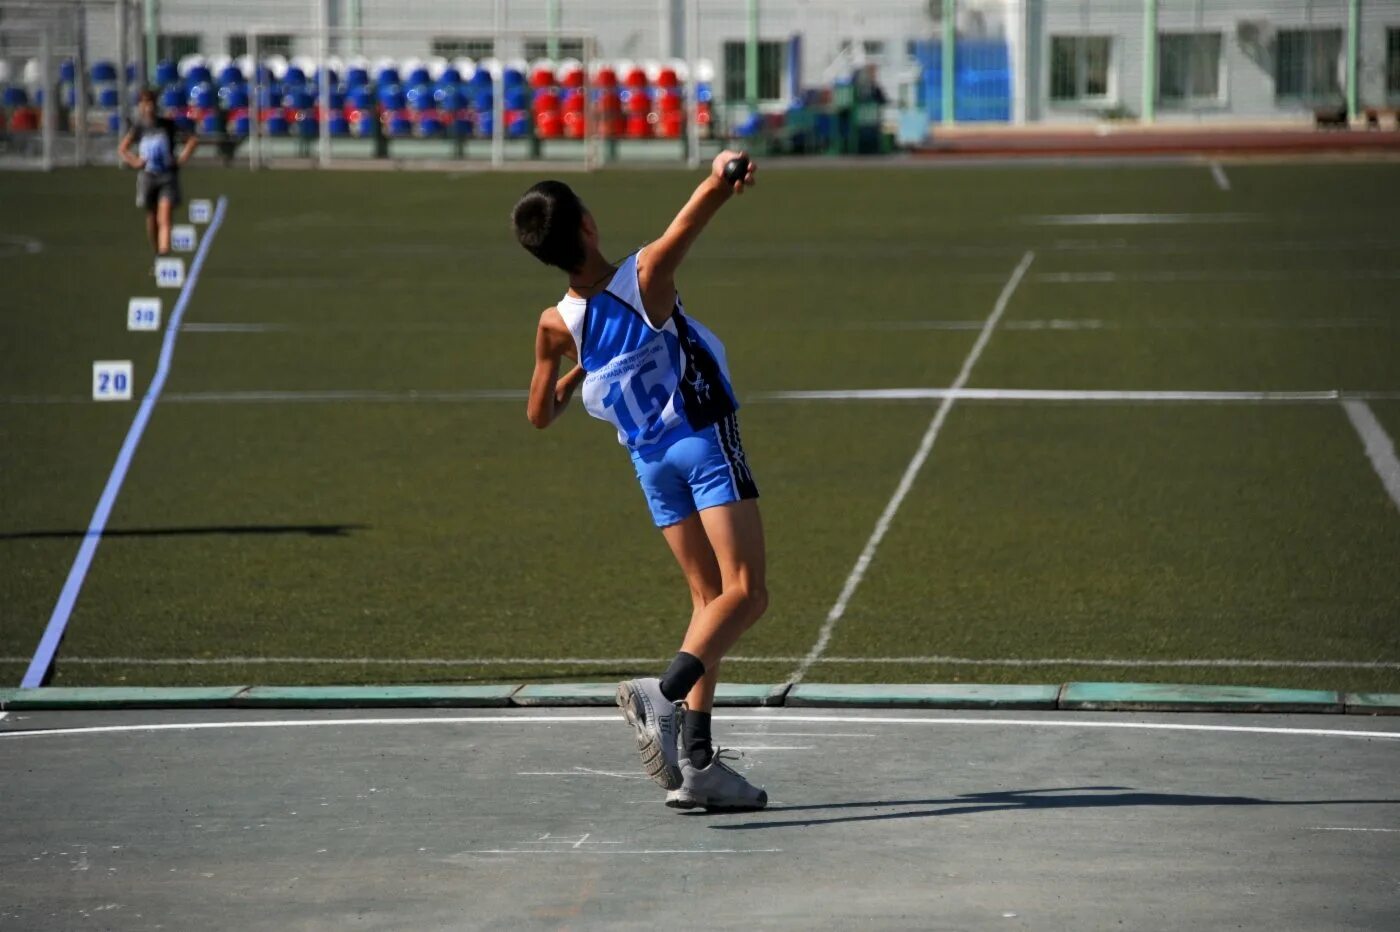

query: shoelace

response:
[708,745,745,777]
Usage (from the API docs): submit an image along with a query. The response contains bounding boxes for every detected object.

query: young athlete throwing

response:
[118,89,198,262]
[512,151,768,811]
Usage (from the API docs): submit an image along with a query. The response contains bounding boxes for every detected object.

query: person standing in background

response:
[118,88,198,264]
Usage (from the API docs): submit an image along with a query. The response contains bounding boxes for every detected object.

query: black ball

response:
[723,156,750,184]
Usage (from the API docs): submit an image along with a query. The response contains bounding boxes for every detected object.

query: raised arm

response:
[636,149,756,326]
[527,307,586,429]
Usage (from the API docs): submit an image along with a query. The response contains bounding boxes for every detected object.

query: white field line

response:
[787,250,1037,687]
[1210,162,1231,191]
[9,388,1399,407]
[1310,827,1400,833]
[453,848,784,856]
[1342,400,1400,511]
[1027,213,1258,226]
[1037,270,1400,283]
[2,714,1396,742]
[2,655,1394,670]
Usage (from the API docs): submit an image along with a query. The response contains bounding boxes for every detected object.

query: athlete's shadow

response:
[701,786,1400,830]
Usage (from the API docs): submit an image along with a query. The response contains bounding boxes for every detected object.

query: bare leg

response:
[145,210,159,254]
[679,499,767,669]
[661,515,724,714]
[156,198,174,254]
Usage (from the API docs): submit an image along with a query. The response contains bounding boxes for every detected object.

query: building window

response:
[1275,29,1342,99]
[157,33,201,63]
[1387,28,1400,97]
[228,35,292,59]
[523,38,586,61]
[723,40,784,102]
[1050,36,1112,103]
[432,37,494,61]
[1158,32,1221,104]
[862,40,886,60]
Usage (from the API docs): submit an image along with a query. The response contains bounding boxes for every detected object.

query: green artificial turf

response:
[1,160,1397,690]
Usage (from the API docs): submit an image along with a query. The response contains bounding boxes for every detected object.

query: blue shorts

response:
[630,414,759,528]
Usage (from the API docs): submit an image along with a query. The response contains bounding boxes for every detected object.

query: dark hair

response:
[137,87,157,105]
[511,180,587,273]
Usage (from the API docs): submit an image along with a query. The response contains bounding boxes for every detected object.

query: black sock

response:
[658,651,705,703]
[683,709,713,769]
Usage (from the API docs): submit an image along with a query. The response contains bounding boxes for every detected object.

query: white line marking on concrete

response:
[1028,213,1257,226]
[1309,827,1400,833]
[1342,400,1400,511]
[455,848,784,855]
[517,767,650,780]
[788,251,1035,687]
[724,746,814,752]
[1210,162,1231,191]
[2,655,1395,670]
[725,731,875,738]
[1,714,1395,742]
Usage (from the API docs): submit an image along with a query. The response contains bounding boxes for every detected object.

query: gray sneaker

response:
[615,678,683,790]
[665,747,768,811]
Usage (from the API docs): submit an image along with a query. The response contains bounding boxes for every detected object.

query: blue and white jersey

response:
[136,119,177,175]
[556,251,738,454]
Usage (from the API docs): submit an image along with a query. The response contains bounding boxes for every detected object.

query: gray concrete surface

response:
[1,708,1397,930]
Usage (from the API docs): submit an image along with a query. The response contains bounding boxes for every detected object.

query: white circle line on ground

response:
[1,714,1396,742]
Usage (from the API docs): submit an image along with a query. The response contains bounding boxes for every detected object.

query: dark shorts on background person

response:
[136,171,181,210]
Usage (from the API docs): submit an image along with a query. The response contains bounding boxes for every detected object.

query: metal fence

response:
[2,1,1397,170]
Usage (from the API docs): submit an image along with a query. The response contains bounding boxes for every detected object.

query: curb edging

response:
[1,683,1396,714]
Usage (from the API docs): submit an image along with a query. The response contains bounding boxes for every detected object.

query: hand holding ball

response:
[723,155,750,185]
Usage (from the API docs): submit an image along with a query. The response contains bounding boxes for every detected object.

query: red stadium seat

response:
[622,67,647,89]
[593,67,618,89]
[562,109,585,138]
[535,109,562,138]
[625,113,649,138]
[623,88,649,115]
[657,68,679,89]
[529,67,554,90]
[659,110,684,138]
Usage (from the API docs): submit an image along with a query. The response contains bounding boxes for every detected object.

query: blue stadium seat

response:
[60,60,76,83]
[407,67,431,87]
[406,83,433,111]
[433,84,464,109]
[386,110,413,137]
[160,87,184,109]
[283,88,315,110]
[440,67,462,87]
[199,110,222,134]
[156,60,180,86]
[189,83,216,109]
[218,65,244,87]
[231,110,250,136]
[375,67,400,88]
[475,111,493,137]
[417,111,444,137]
[347,86,372,110]
[2,87,26,107]
[91,60,118,83]
[284,66,307,87]
[264,111,289,136]
[315,67,338,89]
[377,85,406,110]
[107,112,122,133]
[328,112,350,137]
[186,65,213,88]
[502,67,525,89]
[507,110,531,137]
[98,86,120,108]
[452,110,473,136]
[504,87,528,110]
[220,84,249,109]
[346,66,370,89]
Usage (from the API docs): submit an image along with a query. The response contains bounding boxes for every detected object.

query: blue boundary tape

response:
[20,197,230,689]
